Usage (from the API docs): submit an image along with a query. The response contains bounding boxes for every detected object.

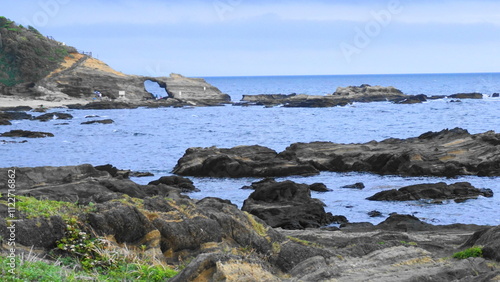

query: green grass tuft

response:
[453,246,483,259]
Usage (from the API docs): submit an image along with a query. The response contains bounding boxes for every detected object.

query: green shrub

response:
[453,246,483,259]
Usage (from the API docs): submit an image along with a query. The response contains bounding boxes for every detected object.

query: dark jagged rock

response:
[0,119,11,125]
[426,95,446,99]
[173,145,319,178]
[449,93,483,99]
[341,182,365,189]
[68,102,139,110]
[148,175,199,192]
[32,107,47,113]
[241,178,277,190]
[0,165,185,204]
[1,139,28,143]
[1,130,54,138]
[175,128,500,178]
[309,183,331,192]
[282,128,500,177]
[394,94,428,104]
[368,210,383,217]
[130,171,154,177]
[367,182,493,202]
[492,93,499,98]
[94,164,129,178]
[283,98,351,108]
[81,119,114,125]
[0,111,33,120]
[0,106,33,111]
[1,163,499,281]
[376,214,435,231]
[241,179,342,229]
[34,112,73,121]
[0,215,66,249]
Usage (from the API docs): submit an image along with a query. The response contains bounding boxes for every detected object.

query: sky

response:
[2,0,500,77]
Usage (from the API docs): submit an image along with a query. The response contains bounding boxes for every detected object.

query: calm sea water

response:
[2,73,500,225]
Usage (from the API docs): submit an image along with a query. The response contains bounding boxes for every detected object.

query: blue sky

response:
[3,0,500,76]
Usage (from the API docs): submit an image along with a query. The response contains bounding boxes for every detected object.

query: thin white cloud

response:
[395,1,500,25]
[9,0,500,28]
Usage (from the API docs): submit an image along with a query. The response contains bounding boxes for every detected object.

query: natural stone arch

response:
[143,78,170,99]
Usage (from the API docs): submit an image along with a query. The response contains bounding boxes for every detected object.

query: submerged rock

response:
[367,182,493,202]
[0,130,54,138]
[449,93,483,99]
[81,119,114,125]
[34,112,73,121]
[341,182,365,189]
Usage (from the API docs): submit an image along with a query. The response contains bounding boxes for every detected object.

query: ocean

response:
[2,73,500,226]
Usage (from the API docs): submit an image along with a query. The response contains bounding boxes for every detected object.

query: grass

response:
[3,196,93,220]
[245,212,268,238]
[452,246,483,259]
[400,241,418,246]
[287,236,322,248]
[0,254,178,281]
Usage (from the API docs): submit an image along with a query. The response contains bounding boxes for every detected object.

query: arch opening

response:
[144,80,169,99]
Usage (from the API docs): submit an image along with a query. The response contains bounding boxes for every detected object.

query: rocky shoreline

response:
[174,128,500,178]
[0,164,499,281]
[2,82,498,111]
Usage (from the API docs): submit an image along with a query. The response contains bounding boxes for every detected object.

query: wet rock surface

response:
[81,119,115,125]
[34,112,73,121]
[367,182,494,202]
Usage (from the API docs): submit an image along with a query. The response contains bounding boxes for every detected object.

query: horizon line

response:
[197,71,500,79]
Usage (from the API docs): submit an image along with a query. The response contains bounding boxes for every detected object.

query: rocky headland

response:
[1,164,499,281]
[1,18,230,109]
[175,128,500,178]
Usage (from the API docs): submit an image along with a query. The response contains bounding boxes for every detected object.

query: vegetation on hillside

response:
[0,16,76,86]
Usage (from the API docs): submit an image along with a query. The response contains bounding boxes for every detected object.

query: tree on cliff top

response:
[0,16,77,86]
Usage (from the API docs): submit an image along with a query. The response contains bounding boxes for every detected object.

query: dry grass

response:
[83,57,126,76]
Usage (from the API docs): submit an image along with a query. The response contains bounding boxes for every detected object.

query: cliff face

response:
[36,53,154,101]
[160,73,230,103]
